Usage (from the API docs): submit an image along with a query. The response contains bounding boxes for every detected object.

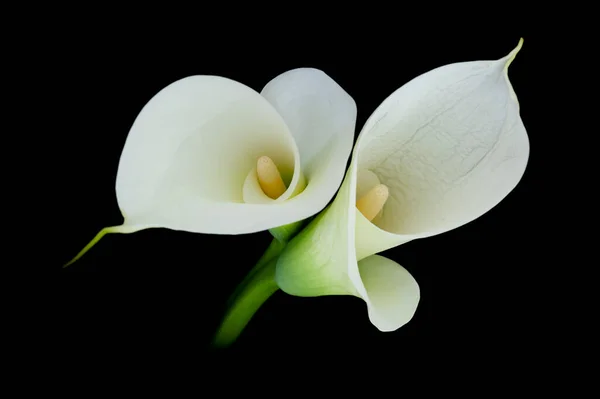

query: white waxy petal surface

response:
[276,40,528,331]
[115,69,356,235]
[358,255,420,332]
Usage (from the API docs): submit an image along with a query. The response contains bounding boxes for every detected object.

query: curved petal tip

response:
[62,224,144,268]
[504,37,524,71]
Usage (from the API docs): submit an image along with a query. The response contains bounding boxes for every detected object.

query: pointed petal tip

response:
[62,224,142,268]
[504,37,524,71]
[62,226,113,268]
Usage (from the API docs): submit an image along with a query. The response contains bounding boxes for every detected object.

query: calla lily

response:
[275,39,529,332]
[65,68,357,265]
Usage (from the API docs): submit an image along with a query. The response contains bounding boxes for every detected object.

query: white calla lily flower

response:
[65,68,356,266]
[275,39,529,332]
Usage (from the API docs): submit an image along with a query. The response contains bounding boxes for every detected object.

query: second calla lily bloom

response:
[65,68,357,265]
[275,39,529,332]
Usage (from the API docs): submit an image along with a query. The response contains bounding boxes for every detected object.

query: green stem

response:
[212,256,280,348]
[224,238,285,308]
[212,238,286,348]
[254,238,286,269]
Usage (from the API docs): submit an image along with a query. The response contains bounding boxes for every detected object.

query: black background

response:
[44,22,547,372]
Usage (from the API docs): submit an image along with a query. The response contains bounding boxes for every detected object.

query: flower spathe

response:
[65,68,357,265]
[275,39,529,332]
[117,68,357,234]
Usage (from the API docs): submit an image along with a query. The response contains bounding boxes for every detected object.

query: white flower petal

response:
[261,68,356,180]
[354,39,528,255]
[67,70,357,265]
[115,70,356,235]
[238,68,357,240]
[353,41,529,255]
[358,255,420,332]
[276,39,528,331]
[256,68,357,218]
[115,75,303,234]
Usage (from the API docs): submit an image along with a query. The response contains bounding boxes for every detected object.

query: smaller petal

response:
[358,255,420,332]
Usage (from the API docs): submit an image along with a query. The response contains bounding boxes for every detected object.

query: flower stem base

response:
[211,238,285,348]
